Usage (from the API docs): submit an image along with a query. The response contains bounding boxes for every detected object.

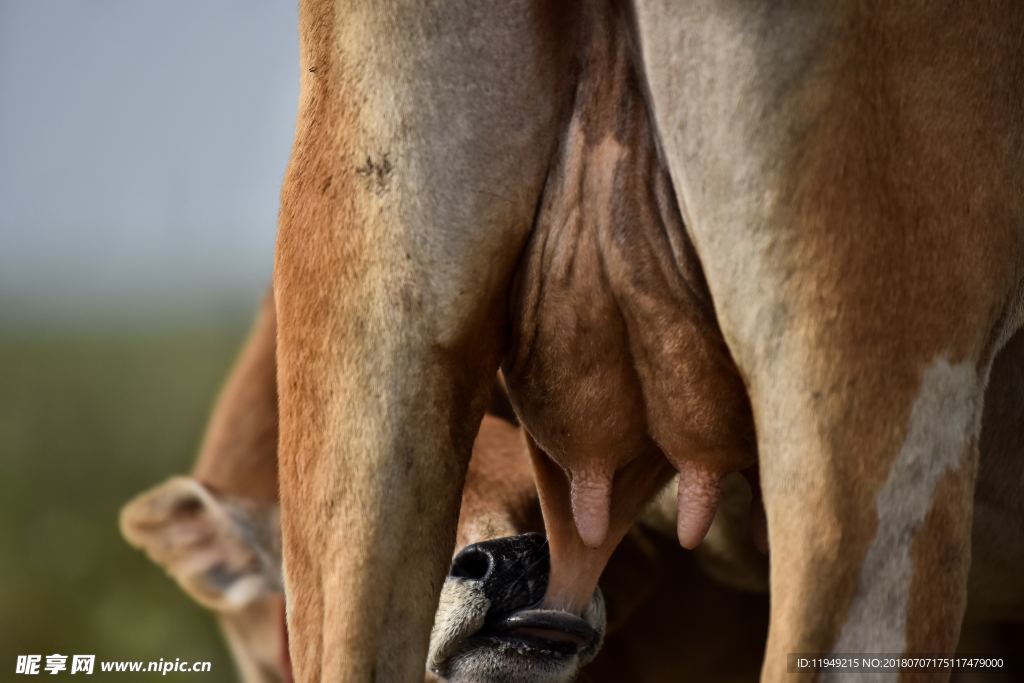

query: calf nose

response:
[449,532,550,616]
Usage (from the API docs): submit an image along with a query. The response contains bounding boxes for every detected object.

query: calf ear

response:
[120,476,282,612]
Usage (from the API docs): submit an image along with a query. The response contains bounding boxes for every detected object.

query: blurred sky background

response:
[0,0,298,327]
[1,2,299,679]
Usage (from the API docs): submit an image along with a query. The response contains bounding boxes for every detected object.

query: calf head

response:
[427,421,605,683]
[428,533,605,683]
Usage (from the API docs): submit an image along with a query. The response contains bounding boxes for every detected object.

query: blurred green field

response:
[0,320,252,681]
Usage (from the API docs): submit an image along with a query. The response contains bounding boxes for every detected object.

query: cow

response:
[120,294,771,683]
[272,0,1024,680]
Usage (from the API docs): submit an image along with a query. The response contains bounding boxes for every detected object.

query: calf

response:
[121,294,770,682]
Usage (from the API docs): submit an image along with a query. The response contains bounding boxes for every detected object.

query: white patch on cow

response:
[829,358,981,679]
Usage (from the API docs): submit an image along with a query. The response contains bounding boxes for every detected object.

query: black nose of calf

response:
[449,532,549,617]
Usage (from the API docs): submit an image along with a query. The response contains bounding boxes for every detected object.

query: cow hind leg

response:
[631,2,1024,678]
[274,2,578,680]
[755,351,989,681]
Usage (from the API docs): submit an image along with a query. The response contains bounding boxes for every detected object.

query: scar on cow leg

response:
[355,153,393,194]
